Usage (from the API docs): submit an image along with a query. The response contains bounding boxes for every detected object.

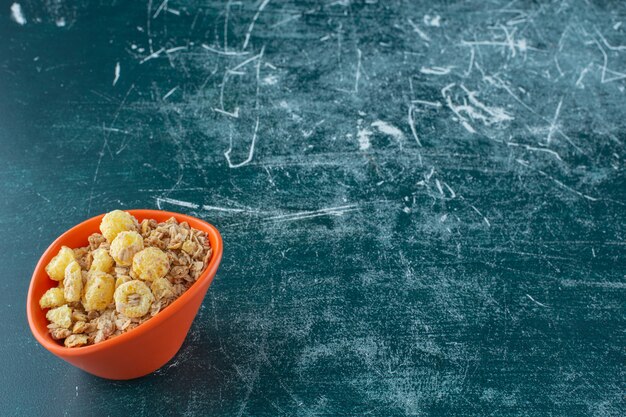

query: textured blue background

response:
[1,0,625,415]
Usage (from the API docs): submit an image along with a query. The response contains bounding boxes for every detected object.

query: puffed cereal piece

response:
[63,261,83,303]
[64,334,89,348]
[46,305,73,329]
[39,287,66,309]
[45,246,76,281]
[83,271,115,312]
[100,210,138,242]
[90,248,114,273]
[181,240,196,255]
[114,280,154,318]
[110,231,144,266]
[132,247,170,282]
[151,277,174,300]
[115,275,132,289]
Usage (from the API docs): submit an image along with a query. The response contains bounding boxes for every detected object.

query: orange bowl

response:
[26,209,223,380]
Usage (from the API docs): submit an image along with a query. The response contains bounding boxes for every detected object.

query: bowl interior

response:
[27,209,222,354]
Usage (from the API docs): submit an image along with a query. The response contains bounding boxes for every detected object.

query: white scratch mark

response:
[594,39,626,83]
[102,127,129,134]
[10,3,26,25]
[156,197,200,210]
[270,13,301,28]
[420,66,452,75]
[163,86,178,101]
[526,294,548,308]
[202,205,252,213]
[113,62,120,86]
[460,84,513,124]
[139,47,165,64]
[575,62,593,88]
[561,279,626,289]
[464,47,475,77]
[461,26,534,58]
[554,56,564,77]
[166,46,187,54]
[224,46,264,168]
[441,83,476,133]
[595,28,626,51]
[407,105,422,147]
[411,99,441,108]
[213,107,240,118]
[201,44,250,56]
[242,0,271,50]
[435,179,444,196]
[507,142,562,161]
[264,204,360,223]
[515,160,599,201]
[152,0,167,18]
[225,116,260,168]
[354,48,362,93]
[407,18,430,42]
[55,17,66,27]
[262,74,279,85]
[470,204,490,227]
[443,182,456,198]
[87,135,108,214]
[546,98,563,144]
[371,120,405,146]
[36,192,51,203]
[356,119,372,151]
[423,14,441,27]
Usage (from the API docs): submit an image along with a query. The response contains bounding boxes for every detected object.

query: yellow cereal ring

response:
[132,247,170,282]
[82,271,115,311]
[114,280,154,318]
[63,261,83,303]
[110,231,144,266]
[39,287,66,309]
[46,305,73,329]
[100,210,138,242]
[45,246,76,281]
[90,248,114,273]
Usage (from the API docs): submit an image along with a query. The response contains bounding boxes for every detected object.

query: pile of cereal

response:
[39,210,212,347]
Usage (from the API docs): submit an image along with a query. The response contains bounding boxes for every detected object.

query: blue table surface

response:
[0,0,625,415]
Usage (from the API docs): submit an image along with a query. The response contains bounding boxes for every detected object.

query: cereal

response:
[151,277,174,300]
[64,334,89,348]
[63,334,89,347]
[46,305,73,329]
[90,248,114,273]
[114,280,154,318]
[39,210,212,347]
[45,246,75,281]
[109,231,144,266]
[181,240,196,255]
[132,247,169,282]
[83,271,115,312]
[115,275,132,289]
[39,287,66,309]
[100,210,137,242]
[63,261,83,302]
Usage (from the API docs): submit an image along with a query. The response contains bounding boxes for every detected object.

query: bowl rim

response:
[26,209,223,357]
